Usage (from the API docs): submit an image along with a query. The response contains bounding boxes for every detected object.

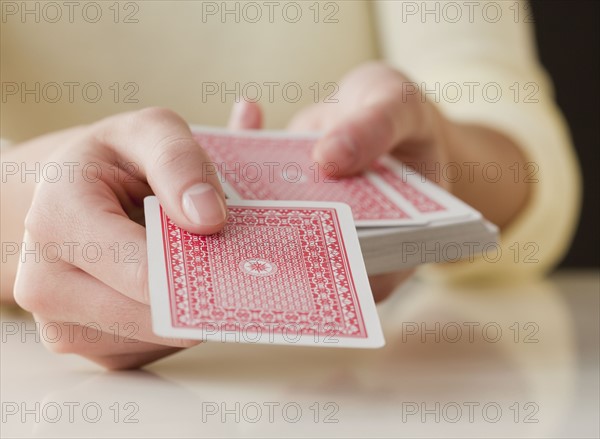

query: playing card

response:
[144,196,385,348]
[192,127,428,227]
[372,155,481,222]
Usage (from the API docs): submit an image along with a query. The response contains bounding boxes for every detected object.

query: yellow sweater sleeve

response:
[372,0,581,282]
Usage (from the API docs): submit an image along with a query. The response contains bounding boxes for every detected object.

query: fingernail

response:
[316,133,358,171]
[182,183,227,226]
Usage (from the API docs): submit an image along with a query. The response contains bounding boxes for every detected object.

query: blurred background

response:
[531,0,599,269]
[1,2,597,439]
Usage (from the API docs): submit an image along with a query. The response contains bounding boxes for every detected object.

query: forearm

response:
[443,119,531,230]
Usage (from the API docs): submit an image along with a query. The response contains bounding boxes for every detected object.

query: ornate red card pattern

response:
[160,205,369,339]
[195,132,410,220]
[371,161,446,213]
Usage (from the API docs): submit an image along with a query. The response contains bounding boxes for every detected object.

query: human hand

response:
[228,62,452,300]
[14,108,228,369]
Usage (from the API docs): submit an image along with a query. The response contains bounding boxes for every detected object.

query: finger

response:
[16,257,199,348]
[286,103,334,132]
[82,347,183,370]
[312,95,425,177]
[23,172,153,305]
[228,100,263,130]
[32,316,185,358]
[93,107,228,235]
[369,269,415,303]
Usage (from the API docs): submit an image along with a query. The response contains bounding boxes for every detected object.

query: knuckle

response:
[23,207,48,244]
[13,264,52,314]
[12,281,37,313]
[14,285,53,315]
[128,107,204,173]
[151,136,199,170]
[135,106,182,125]
[13,285,40,314]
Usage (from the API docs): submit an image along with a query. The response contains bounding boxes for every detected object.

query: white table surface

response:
[1,270,598,438]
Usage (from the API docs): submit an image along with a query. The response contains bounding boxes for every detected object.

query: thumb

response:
[94,107,228,235]
[228,100,263,130]
[312,98,421,176]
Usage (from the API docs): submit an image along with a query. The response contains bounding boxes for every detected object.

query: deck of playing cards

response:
[144,127,498,349]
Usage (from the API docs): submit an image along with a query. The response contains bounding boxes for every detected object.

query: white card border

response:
[377,155,482,222]
[144,196,385,349]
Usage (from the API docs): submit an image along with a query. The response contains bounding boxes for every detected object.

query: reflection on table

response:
[1,272,598,438]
